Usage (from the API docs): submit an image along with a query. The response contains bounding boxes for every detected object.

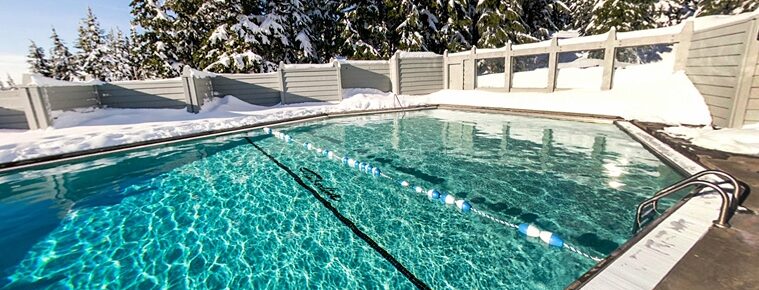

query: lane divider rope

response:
[261,128,602,262]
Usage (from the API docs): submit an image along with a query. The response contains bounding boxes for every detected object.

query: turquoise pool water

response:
[0,110,683,289]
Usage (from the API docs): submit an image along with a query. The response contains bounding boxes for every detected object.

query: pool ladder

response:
[633,170,745,233]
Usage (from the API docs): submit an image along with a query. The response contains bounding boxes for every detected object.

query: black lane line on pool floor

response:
[244,137,431,290]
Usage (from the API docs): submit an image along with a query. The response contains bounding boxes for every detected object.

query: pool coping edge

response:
[567,120,716,290]
[0,105,624,173]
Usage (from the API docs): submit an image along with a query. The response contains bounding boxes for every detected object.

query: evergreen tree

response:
[586,0,657,63]
[393,0,444,52]
[338,1,393,59]
[75,7,108,80]
[309,0,341,62]
[655,0,697,26]
[569,0,597,34]
[26,41,52,77]
[49,28,78,81]
[441,0,478,52]
[521,0,571,40]
[585,0,657,35]
[476,0,532,47]
[104,29,133,81]
[5,74,18,90]
[127,27,155,79]
[129,0,178,78]
[698,0,757,16]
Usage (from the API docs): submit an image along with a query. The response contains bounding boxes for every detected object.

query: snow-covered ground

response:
[662,124,759,156]
[0,61,713,164]
[478,50,674,89]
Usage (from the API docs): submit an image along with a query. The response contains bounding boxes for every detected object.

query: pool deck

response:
[572,121,721,290]
[633,122,759,290]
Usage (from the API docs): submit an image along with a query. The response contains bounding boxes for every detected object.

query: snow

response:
[616,23,684,40]
[398,51,441,58]
[342,60,388,65]
[692,10,759,31]
[188,69,217,79]
[662,124,759,156]
[27,74,104,87]
[478,50,674,89]
[447,51,471,57]
[0,60,712,164]
[553,30,581,38]
[512,41,551,51]
[283,63,335,69]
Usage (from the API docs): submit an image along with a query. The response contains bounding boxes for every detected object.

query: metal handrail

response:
[634,170,742,232]
[649,170,742,213]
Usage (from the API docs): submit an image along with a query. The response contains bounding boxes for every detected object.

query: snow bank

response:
[479,51,675,90]
[512,40,551,50]
[428,69,709,125]
[616,23,684,40]
[189,69,217,79]
[693,10,759,31]
[662,124,759,156]
[0,69,711,165]
[283,63,335,69]
[0,54,712,164]
[27,75,104,87]
[398,51,440,58]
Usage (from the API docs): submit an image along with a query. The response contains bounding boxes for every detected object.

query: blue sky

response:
[0,1,132,81]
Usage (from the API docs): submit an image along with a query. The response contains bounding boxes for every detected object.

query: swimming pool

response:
[0,109,684,289]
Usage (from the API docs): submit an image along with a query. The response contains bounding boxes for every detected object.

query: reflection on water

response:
[0,110,683,289]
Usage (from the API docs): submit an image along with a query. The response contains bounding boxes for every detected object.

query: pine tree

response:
[268,0,319,63]
[197,0,281,73]
[26,41,52,77]
[126,27,156,79]
[338,1,393,59]
[104,29,134,81]
[586,0,657,63]
[5,74,18,90]
[49,28,78,81]
[75,7,108,80]
[442,0,478,52]
[129,0,179,78]
[570,0,597,34]
[392,0,444,52]
[655,0,697,26]
[476,0,532,47]
[521,0,571,40]
[309,0,341,62]
[585,0,657,35]
[698,0,756,16]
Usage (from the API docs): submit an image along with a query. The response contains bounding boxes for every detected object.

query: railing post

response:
[673,20,694,72]
[390,51,401,94]
[547,37,559,92]
[601,27,617,90]
[334,60,343,101]
[466,46,477,90]
[729,17,759,128]
[181,65,200,113]
[443,49,449,89]
[24,85,52,129]
[17,88,39,129]
[279,61,286,105]
[504,42,512,92]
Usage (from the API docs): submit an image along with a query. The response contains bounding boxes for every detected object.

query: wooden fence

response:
[0,57,444,129]
[443,13,759,127]
[443,23,692,92]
